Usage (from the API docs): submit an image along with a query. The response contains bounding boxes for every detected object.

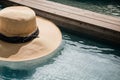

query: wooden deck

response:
[1,0,120,45]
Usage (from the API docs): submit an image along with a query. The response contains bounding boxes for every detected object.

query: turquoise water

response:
[0,4,120,80]
[0,30,120,80]
[49,0,120,17]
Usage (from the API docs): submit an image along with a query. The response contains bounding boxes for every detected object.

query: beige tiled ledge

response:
[1,0,120,44]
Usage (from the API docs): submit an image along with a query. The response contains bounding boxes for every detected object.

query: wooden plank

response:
[8,0,120,32]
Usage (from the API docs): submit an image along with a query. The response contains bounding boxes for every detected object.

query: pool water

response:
[0,30,120,80]
[0,4,120,80]
[49,0,120,17]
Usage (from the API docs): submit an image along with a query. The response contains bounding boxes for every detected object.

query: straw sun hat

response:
[0,6,62,69]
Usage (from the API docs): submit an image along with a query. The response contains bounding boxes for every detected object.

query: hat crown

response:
[0,6,37,37]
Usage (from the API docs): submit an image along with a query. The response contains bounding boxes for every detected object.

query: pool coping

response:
[1,0,120,45]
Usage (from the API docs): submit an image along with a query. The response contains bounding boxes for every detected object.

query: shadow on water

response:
[36,49,63,68]
[0,46,63,80]
[61,28,120,57]
[0,67,35,80]
[0,4,6,9]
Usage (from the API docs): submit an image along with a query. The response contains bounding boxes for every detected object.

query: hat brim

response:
[0,16,62,62]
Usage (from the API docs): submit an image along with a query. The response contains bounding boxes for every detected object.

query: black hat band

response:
[0,28,39,43]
